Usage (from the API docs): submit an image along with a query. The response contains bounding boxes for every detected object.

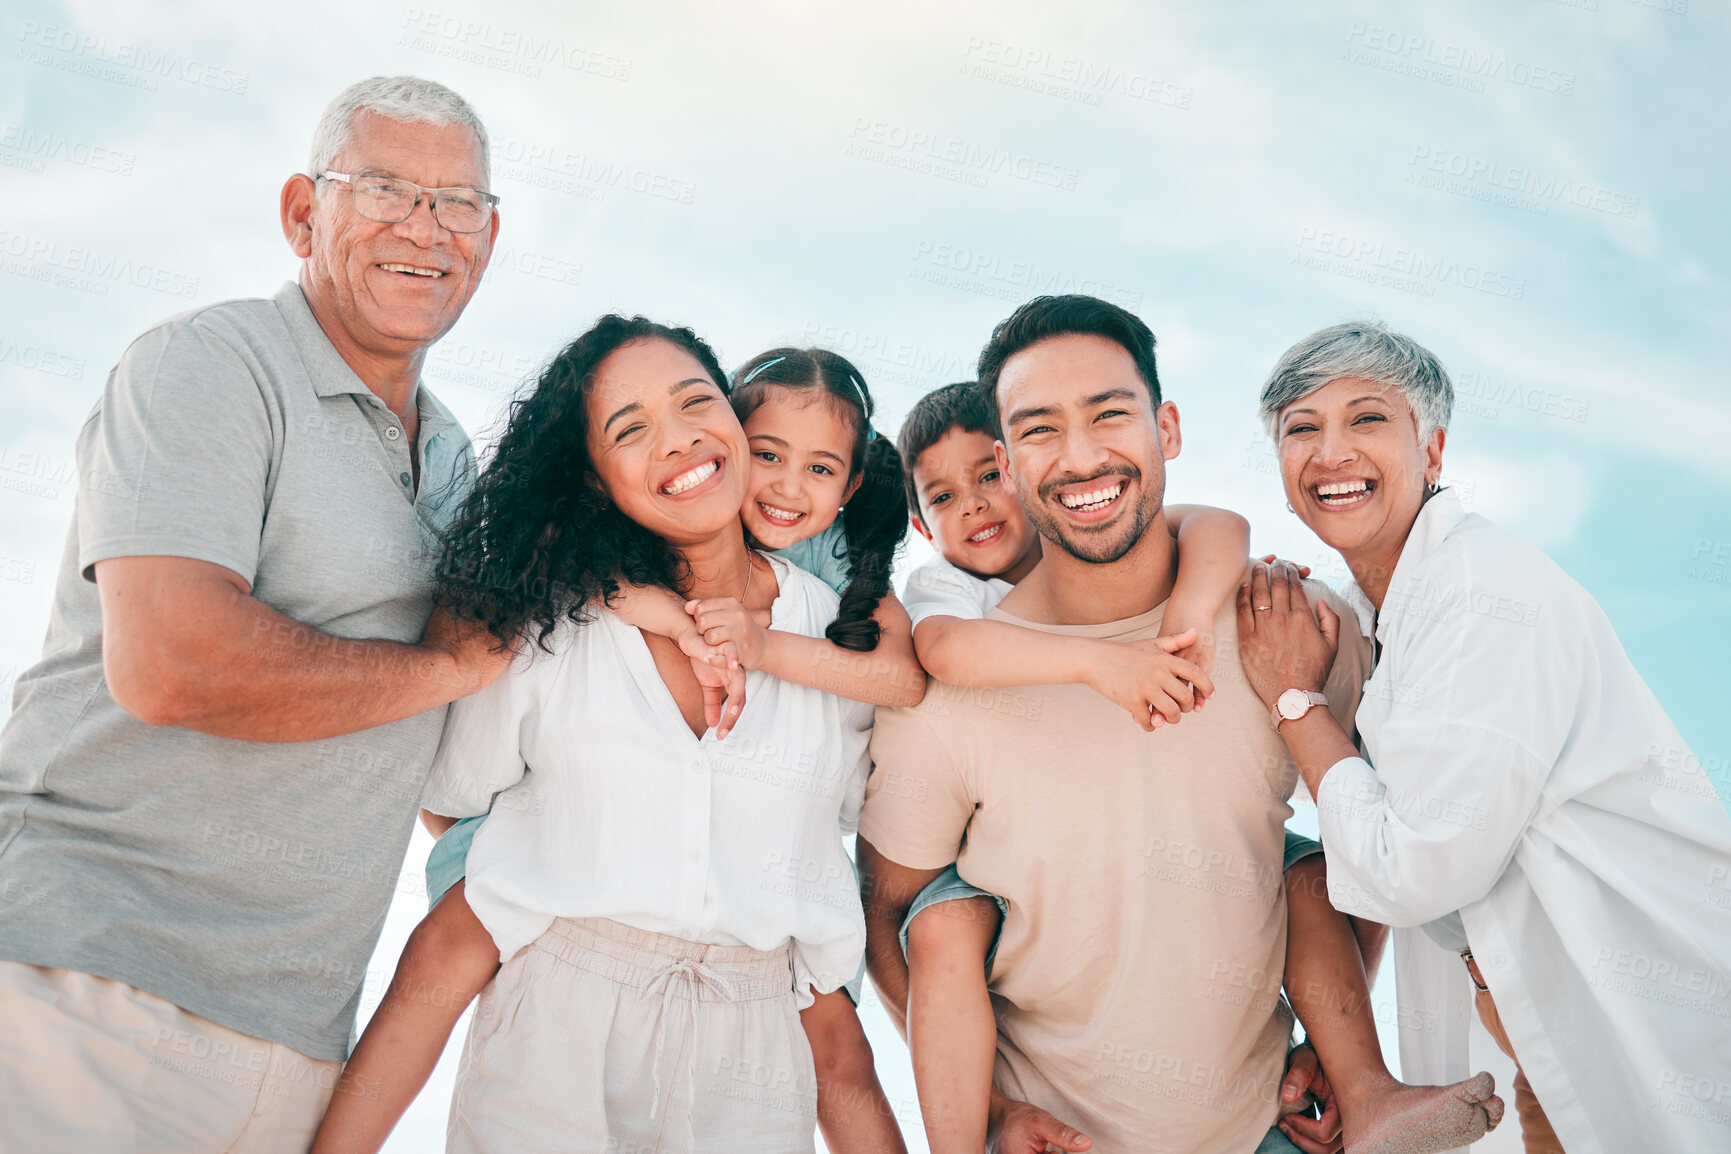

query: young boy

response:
[887,382,1502,1154]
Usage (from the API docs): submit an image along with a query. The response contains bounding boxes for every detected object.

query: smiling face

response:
[586,338,749,546]
[737,387,862,550]
[994,333,1180,565]
[910,426,1040,582]
[1276,376,1446,568]
[285,110,497,363]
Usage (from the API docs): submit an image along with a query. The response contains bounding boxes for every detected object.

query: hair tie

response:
[865,426,878,443]
[740,356,786,385]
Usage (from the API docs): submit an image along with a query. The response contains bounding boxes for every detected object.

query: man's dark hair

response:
[895,381,996,522]
[975,295,1162,435]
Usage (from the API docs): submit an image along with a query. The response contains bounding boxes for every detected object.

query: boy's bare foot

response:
[1347,1072,1504,1154]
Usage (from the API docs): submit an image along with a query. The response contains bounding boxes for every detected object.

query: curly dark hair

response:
[732,348,908,652]
[435,315,731,651]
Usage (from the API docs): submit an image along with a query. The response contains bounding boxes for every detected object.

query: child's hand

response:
[1158,601,1219,685]
[686,640,747,738]
[1084,636,1214,733]
[687,597,771,671]
[669,624,747,737]
[1257,553,1313,578]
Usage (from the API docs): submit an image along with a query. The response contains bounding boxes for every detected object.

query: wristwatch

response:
[1270,688,1328,731]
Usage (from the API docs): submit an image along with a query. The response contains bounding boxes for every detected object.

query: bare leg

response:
[1285,856,1504,1154]
[1473,988,1566,1154]
[801,988,909,1153]
[905,896,1001,1154]
[310,881,501,1154]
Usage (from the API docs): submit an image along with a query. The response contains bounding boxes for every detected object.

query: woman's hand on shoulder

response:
[1236,560,1339,709]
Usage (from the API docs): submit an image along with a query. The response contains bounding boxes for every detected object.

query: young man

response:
[861,300,1498,1154]
[0,77,506,1151]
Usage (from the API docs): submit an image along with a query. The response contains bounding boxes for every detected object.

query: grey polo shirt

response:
[0,282,476,1061]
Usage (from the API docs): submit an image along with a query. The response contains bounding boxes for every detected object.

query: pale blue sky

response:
[2,2,1726,1150]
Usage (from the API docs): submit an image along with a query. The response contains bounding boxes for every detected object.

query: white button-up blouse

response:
[1315,488,1731,1154]
[421,554,874,1007]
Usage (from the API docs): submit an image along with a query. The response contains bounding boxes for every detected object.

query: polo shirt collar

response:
[1340,486,1469,644]
[274,281,375,400]
[274,281,454,440]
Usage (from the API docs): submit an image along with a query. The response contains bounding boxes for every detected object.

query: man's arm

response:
[98,555,505,742]
[855,837,945,1039]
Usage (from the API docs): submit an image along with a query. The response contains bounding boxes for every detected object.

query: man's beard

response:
[1021,466,1162,565]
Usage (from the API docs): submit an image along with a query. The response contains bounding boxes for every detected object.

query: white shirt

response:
[1315,489,1731,1154]
[902,554,1012,627]
[421,555,874,1008]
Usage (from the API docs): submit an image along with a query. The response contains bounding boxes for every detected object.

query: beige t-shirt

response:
[861,591,1372,1154]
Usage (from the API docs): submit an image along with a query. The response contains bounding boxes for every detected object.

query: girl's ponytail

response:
[827,432,907,651]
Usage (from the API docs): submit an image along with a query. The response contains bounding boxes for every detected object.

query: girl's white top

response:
[1318,488,1731,1154]
[421,554,874,1007]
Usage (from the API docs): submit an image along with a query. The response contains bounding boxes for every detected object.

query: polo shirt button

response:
[385,426,400,440]
[400,472,411,486]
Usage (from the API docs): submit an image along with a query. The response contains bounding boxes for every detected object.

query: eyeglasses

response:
[318,170,500,234]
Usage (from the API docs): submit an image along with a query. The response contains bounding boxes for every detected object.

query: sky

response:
[1,2,1727,1151]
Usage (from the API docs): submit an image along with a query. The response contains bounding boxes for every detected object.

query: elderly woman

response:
[1235,321,1731,1154]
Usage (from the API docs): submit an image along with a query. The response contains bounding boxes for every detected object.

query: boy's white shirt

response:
[902,554,1013,627]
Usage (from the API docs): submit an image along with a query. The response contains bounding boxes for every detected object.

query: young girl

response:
[612,347,927,724]
[311,337,914,1154]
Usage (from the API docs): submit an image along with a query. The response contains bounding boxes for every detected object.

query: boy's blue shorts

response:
[897,830,1325,976]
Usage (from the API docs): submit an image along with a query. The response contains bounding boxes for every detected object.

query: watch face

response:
[1277,688,1309,719]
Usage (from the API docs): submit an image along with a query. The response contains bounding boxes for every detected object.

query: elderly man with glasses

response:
[0,76,507,1152]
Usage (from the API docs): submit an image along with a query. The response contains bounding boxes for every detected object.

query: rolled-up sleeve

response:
[1316,557,1571,926]
[836,699,876,837]
[420,657,532,817]
[1317,729,1549,926]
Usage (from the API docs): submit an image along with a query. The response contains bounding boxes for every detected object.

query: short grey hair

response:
[1258,320,1453,439]
[307,76,490,184]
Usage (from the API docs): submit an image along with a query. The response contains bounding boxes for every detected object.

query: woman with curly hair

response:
[312,316,905,1154]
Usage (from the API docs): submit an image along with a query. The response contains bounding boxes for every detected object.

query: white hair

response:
[307,75,490,182]
[1258,320,1454,440]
